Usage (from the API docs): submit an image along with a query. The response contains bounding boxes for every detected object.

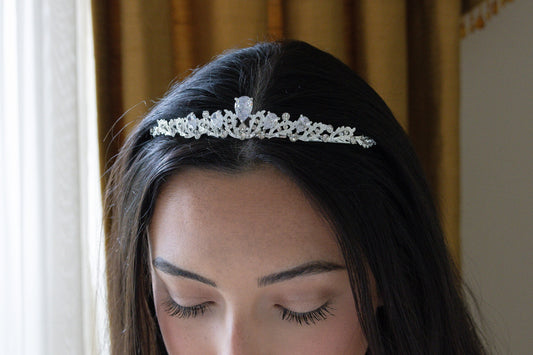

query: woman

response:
[104,40,487,354]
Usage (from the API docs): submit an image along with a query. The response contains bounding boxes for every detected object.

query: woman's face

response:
[149,165,374,354]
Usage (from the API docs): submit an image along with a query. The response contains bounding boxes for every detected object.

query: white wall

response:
[461,1,533,354]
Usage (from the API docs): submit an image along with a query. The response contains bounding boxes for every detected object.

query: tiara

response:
[150,96,376,148]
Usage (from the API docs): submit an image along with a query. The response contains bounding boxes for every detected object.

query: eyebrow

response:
[153,257,217,287]
[152,257,345,288]
[257,261,345,287]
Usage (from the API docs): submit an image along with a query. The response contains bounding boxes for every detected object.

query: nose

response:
[219,316,257,355]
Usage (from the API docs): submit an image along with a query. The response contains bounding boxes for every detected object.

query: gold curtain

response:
[92,0,467,265]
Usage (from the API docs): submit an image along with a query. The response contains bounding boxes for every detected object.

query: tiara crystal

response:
[150,96,376,148]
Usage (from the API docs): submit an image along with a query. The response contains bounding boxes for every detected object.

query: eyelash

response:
[278,302,334,326]
[163,297,334,325]
[163,297,211,318]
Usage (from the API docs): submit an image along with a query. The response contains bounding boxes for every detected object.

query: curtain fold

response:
[351,0,409,129]
[92,0,467,264]
[407,0,462,264]
[171,0,270,75]
[283,0,350,64]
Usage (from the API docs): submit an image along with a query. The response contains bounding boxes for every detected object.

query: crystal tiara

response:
[150,96,376,148]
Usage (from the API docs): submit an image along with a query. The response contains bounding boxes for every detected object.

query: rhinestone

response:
[234,96,253,122]
[295,116,311,133]
[362,137,376,147]
[210,111,223,128]
[187,114,197,129]
[263,112,277,129]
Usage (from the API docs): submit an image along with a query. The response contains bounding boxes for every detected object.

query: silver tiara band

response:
[150,96,376,148]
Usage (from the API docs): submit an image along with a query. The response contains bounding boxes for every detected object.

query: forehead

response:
[149,165,343,279]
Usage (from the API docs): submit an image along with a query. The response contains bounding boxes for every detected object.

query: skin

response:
[149,165,378,355]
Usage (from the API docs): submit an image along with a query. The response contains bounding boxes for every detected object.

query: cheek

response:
[157,312,367,355]
[271,302,367,355]
[302,313,367,354]
[157,314,214,354]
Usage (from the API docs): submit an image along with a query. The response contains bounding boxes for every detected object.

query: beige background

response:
[460,1,533,353]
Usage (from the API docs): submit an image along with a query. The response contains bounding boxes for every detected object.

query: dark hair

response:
[104,40,487,354]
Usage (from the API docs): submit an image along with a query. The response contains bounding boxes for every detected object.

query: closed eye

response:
[163,296,213,318]
[276,302,335,325]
